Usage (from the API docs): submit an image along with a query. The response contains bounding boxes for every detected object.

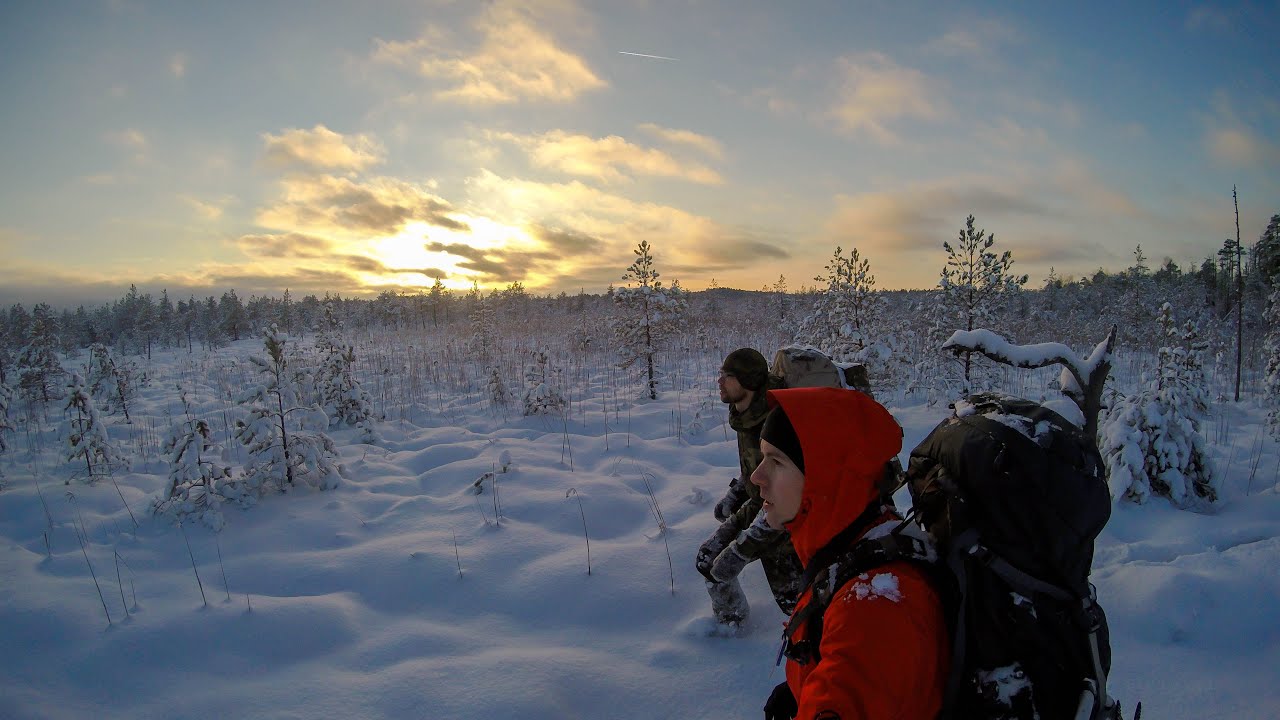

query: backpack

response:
[770,346,871,394]
[780,392,1126,720]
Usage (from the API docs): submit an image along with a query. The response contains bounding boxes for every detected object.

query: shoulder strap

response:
[780,517,933,667]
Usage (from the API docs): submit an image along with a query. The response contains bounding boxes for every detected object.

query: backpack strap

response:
[944,530,1113,720]
[779,509,933,667]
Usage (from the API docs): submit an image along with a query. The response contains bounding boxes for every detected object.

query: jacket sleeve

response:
[791,566,948,720]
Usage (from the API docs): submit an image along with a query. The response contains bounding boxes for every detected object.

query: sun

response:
[363,217,537,291]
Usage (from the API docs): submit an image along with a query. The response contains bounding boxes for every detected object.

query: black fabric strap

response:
[970,544,1076,603]
[798,500,885,592]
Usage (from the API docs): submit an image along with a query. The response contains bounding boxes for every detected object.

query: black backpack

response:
[780,392,1128,720]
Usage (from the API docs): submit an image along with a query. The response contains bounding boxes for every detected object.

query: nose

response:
[749,463,765,488]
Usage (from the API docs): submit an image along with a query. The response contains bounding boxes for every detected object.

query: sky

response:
[1,0,1278,307]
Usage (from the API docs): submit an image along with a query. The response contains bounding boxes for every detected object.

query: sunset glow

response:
[0,1,1276,306]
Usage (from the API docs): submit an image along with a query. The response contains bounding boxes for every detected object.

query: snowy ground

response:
[2,342,1279,719]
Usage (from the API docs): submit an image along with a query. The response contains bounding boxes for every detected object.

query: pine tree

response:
[85,343,136,423]
[486,366,510,408]
[219,290,247,342]
[939,214,1028,391]
[153,413,238,529]
[612,240,687,400]
[17,303,66,408]
[1264,279,1280,438]
[0,380,13,455]
[773,274,789,322]
[65,373,128,483]
[1100,303,1216,507]
[234,325,339,492]
[1254,213,1280,285]
[795,246,883,362]
[467,289,498,361]
[522,350,565,416]
[314,304,377,437]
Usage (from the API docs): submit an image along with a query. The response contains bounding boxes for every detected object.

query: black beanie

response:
[722,348,769,391]
[761,406,804,473]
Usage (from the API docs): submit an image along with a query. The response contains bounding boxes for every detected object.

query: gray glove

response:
[708,543,750,583]
[714,477,749,521]
[696,519,740,581]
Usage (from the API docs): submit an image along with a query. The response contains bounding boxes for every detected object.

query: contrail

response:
[618,51,678,61]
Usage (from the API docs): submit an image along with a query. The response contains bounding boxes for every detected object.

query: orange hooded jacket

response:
[770,387,949,720]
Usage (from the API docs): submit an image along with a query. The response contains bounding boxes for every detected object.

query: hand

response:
[763,681,797,720]
[696,519,741,581]
[714,477,747,521]
[709,544,749,583]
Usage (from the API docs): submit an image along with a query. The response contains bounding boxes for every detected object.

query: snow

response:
[2,340,1280,719]
[845,572,903,603]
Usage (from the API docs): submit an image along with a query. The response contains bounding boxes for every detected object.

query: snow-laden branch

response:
[942,325,1119,442]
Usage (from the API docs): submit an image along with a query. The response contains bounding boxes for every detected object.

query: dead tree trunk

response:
[942,325,1118,444]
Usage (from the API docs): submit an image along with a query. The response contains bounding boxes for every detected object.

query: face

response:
[750,439,805,529]
[717,371,749,405]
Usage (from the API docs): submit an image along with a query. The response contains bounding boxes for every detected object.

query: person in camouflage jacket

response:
[696,348,805,627]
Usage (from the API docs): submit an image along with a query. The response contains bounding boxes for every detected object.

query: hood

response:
[769,387,903,565]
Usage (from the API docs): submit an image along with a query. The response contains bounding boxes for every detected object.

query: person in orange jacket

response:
[750,387,949,720]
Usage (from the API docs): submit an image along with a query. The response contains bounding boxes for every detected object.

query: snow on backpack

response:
[781,392,1129,720]
[770,346,871,394]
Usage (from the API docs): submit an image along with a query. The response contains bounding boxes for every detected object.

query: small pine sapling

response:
[521,350,566,416]
[234,325,341,493]
[65,373,130,485]
[1100,303,1217,507]
[153,415,238,530]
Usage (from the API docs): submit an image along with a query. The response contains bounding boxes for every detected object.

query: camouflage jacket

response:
[725,383,793,559]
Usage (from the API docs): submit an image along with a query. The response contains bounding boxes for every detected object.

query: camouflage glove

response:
[696,519,741,582]
[708,543,750,583]
[713,477,749,522]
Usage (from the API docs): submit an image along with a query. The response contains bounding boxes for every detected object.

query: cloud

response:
[235,232,334,259]
[1206,127,1280,168]
[426,240,562,283]
[925,19,1022,59]
[170,52,188,79]
[466,170,789,276]
[637,123,725,159]
[107,129,147,149]
[182,194,232,220]
[492,130,723,184]
[528,225,602,254]
[256,174,468,236]
[262,125,385,172]
[828,53,945,143]
[822,167,1147,286]
[1201,91,1280,169]
[371,2,604,105]
[1186,5,1233,32]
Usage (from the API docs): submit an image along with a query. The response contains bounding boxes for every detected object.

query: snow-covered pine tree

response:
[468,287,498,361]
[486,366,510,408]
[1100,303,1216,507]
[612,239,687,400]
[0,380,13,455]
[1264,278,1280,438]
[85,343,137,424]
[522,350,565,416]
[313,303,377,437]
[794,245,885,365]
[65,373,128,483]
[938,215,1028,392]
[17,303,66,409]
[234,325,340,492]
[153,415,237,529]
